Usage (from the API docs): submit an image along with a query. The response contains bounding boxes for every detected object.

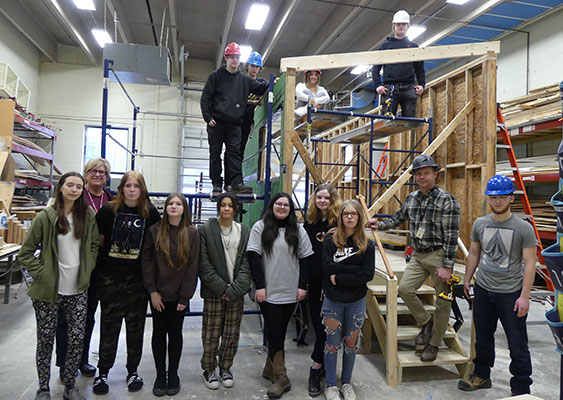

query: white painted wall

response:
[36,61,199,193]
[0,13,41,111]
[497,9,563,102]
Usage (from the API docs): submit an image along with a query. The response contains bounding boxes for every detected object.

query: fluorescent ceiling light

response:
[92,29,112,48]
[407,25,427,40]
[245,3,270,30]
[240,45,252,63]
[351,65,369,75]
[72,0,96,10]
[447,0,471,4]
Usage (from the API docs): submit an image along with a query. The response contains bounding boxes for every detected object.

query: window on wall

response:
[83,126,129,178]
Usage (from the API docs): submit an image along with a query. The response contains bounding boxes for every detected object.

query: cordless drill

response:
[438,274,461,302]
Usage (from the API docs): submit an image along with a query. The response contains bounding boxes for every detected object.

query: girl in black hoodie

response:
[322,200,375,400]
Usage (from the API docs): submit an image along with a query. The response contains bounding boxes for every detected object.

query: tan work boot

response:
[262,356,274,383]
[267,351,291,399]
[458,375,492,391]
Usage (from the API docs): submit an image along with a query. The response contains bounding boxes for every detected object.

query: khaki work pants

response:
[398,249,452,347]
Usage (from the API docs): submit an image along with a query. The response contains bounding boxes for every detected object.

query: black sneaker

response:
[231,183,252,194]
[212,185,222,194]
[220,369,234,388]
[93,374,109,395]
[126,372,144,392]
[35,389,51,400]
[152,375,166,397]
[166,373,180,395]
[202,370,219,390]
[308,367,322,397]
[80,363,96,377]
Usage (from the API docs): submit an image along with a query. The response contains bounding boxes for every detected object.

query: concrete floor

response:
[1,252,560,400]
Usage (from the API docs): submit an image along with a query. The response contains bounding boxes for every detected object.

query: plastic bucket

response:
[542,243,563,292]
[546,305,563,355]
[553,191,563,234]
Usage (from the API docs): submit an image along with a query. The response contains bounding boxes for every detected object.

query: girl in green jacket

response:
[18,172,99,400]
[199,192,251,390]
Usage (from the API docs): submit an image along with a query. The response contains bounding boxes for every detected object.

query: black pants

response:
[380,84,417,117]
[308,280,325,365]
[473,284,532,395]
[97,270,148,375]
[208,120,242,188]
[259,301,295,359]
[56,283,98,369]
[150,301,185,377]
[240,117,252,162]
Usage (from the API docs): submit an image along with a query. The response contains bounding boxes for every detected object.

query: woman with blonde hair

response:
[93,171,161,395]
[322,200,375,400]
[304,184,340,397]
[142,193,200,396]
[295,70,331,118]
[19,172,99,400]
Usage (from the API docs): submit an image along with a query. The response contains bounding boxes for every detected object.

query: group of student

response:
[20,157,376,400]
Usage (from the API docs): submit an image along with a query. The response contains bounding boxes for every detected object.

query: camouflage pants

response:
[97,269,148,375]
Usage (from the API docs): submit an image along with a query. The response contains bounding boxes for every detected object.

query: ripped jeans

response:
[322,296,366,387]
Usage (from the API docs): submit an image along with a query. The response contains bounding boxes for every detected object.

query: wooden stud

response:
[291,130,324,184]
[386,276,399,386]
[282,68,296,194]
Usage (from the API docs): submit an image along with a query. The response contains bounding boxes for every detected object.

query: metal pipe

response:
[311,108,429,123]
[177,44,187,192]
[101,59,112,159]
[148,191,265,201]
[109,68,138,109]
[356,144,360,197]
[368,118,374,204]
[372,147,422,154]
[131,107,138,169]
[264,73,275,210]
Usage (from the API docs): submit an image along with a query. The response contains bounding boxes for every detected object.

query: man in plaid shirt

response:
[369,155,460,361]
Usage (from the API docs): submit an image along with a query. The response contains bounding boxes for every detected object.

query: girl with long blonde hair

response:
[322,200,375,400]
[141,193,200,396]
[303,184,340,397]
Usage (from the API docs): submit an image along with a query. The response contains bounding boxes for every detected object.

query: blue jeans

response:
[322,296,366,387]
[473,284,532,395]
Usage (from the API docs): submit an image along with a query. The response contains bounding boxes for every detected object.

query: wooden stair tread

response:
[378,303,435,315]
[368,283,435,296]
[398,348,469,367]
[396,325,456,341]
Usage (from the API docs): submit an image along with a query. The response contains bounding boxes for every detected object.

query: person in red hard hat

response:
[458,175,536,396]
[201,42,269,194]
[294,70,330,118]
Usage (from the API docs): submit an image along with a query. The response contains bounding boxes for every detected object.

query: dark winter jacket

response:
[201,67,269,125]
[304,219,334,285]
[322,234,375,303]
[371,36,426,87]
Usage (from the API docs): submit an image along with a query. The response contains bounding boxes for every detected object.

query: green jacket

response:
[198,218,251,300]
[18,205,99,303]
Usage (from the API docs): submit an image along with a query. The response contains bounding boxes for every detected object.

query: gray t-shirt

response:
[471,214,537,293]
[247,220,314,304]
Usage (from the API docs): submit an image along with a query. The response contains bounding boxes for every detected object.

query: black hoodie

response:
[322,234,375,303]
[201,67,269,125]
[371,36,426,87]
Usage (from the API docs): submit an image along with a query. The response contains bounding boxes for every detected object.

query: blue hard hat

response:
[247,51,263,67]
[485,175,514,195]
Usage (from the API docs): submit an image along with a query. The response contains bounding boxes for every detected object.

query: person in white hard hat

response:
[371,10,426,117]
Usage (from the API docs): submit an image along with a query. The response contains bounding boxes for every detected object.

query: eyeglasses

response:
[89,169,107,176]
[274,202,290,208]
[342,212,358,218]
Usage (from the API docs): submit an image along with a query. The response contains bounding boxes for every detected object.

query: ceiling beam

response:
[168,0,179,73]
[215,0,236,69]
[302,0,372,56]
[44,0,98,65]
[280,41,500,72]
[106,0,129,44]
[261,0,301,64]
[0,1,58,62]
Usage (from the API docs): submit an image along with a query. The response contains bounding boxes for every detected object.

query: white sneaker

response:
[220,369,234,388]
[203,370,219,390]
[325,386,343,400]
[341,383,357,400]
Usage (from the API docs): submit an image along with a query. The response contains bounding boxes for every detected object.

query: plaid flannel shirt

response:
[378,186,460,268]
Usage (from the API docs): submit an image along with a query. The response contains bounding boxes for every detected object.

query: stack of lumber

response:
[500,84,562,128]
[0,215,28,245]
[512,197,557,233]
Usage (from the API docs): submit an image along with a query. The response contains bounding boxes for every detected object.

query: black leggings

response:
[150,301,186,376]
[259,301,295,359]
[308,280,325,365]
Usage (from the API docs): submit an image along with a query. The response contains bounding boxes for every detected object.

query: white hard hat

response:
[392,10,410,24]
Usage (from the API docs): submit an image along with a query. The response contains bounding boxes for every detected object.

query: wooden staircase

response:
[365,270,470,386]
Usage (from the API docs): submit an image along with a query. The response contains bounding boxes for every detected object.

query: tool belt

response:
[415,245,442,254]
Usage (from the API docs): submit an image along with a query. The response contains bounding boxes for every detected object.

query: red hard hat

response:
[224,42,241,56]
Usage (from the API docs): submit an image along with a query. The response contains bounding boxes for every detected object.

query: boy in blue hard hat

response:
[369,154,460,362]
[459,175,537,396]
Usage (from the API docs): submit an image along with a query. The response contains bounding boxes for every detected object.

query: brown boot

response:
[415,317,433,350]
[267,351,291,399]
[262,356,274,383]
